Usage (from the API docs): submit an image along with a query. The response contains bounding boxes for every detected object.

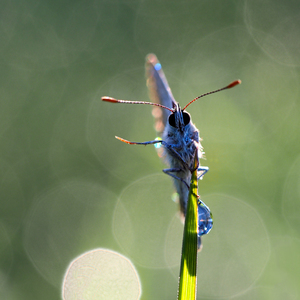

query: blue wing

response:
[145,54,176,136]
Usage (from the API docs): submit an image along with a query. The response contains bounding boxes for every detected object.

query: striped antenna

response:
[102,97,173,112]
[183,80,241,111]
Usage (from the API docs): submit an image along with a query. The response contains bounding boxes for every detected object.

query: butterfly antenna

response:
[183,80,241,111]
[102,97,173,112]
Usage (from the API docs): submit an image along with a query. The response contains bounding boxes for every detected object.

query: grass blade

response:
[177,153,198,300]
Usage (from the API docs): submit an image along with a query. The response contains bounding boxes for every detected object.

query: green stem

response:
[177,154,198,300]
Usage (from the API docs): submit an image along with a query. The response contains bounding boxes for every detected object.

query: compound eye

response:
[183,112,190,125]
[168,113,176,127]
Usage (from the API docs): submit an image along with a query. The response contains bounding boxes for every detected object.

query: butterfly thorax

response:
[162,109,200,172]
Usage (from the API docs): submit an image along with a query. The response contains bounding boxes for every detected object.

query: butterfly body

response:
[102,54,241,248]
[161,108,202,215]
[146,54,209,217]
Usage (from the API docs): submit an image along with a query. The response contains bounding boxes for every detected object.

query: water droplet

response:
[198,201,213,236]
[154,137,162,148]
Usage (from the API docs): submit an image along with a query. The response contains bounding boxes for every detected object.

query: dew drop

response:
[198,201,213,236]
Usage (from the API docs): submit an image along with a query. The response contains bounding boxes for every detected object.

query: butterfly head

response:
[168,104,191,132]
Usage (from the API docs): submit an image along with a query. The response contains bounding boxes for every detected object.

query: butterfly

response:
[102,54,241,249]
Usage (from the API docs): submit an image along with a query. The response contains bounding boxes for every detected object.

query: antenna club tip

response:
[227,80,242,89]
[102,96,117,103]
[115,136,131,144]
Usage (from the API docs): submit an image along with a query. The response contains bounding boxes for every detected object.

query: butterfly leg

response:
[115,136,164,146]
[197,166,209,180]
[162,168,190,190]
[160,142,191,168]
[116,136,190,168]
[162,142,204,182]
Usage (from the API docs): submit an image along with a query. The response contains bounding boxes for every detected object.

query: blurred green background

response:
[1,0,300,299]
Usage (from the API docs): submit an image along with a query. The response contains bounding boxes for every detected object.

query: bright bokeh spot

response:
[62,249,141,300]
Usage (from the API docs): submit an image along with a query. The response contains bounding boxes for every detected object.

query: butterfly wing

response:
[145,54,176,136]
